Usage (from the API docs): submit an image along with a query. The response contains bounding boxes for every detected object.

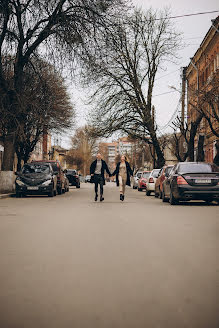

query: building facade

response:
[186,16,219,162]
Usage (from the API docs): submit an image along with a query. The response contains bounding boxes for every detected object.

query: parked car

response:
[15,163,58,197]
[155,165,174,198]
[65,169,80,188]
[145,169,161,196]
[133,171,142,189]
[85,175,91,183]
[162,162,219,205]
[138,171,151,191]
[32,160,65,195]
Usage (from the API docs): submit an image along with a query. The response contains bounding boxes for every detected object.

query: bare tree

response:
[172,113,203,162]
[66,126,97,175]
[10,60,74,170]
[81,8,181,168]
[0,0,127,170]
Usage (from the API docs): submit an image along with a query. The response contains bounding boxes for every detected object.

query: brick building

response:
[186,16,219,162]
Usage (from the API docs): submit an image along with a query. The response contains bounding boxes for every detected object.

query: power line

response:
[155,10,219,20]
[153,90,177,97]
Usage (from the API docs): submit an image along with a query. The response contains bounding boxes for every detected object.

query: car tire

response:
[154,191,159,198]
[48,189,54,197]
[57,187,62,195]
[205,199,213,205]
[138,187,142,191]
[146,190,151,196]
[76,184,80,189]
[169,190,178,205]
[16,192,22,198]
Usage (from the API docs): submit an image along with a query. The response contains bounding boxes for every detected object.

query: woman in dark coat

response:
[112,155,133,201]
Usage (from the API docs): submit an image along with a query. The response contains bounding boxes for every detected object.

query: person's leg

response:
[99,176,104,201]
[122,178,126,195]
[122,178,126,200]
[119,175,123,194]
[119,175,123,200]
[94,175,98,201]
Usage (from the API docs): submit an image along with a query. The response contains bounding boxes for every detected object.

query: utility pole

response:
[181,67,187,128]
[152,105,156,169]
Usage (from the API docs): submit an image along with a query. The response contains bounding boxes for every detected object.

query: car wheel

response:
[57,187,62,195]
[205,199,213,205]
[76,184,80,189]
[154,191,159,198]
[16,192,22,198]
[169,190,178,205]
[138,187,142,191]
[146,190,151,196]
[48,189,54,197]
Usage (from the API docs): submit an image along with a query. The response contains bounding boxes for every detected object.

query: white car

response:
[85,175,91,183]
[145,169,161,196]
[132,171,142,189]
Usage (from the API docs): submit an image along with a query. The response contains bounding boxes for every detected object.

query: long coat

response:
[112,161,133,187]
[90,159,111,185]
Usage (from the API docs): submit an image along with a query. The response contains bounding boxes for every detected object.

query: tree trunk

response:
[16,154,22,172]
[213,141,219,166]
[2,136,15,171]
[150,133,165,168]
[197,135,205,162]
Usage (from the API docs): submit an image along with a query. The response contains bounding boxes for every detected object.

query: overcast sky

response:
[59,0,219,148]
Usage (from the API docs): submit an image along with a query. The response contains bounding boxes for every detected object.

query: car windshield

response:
[152,169,160,178]
[143,172,150,178]
[178,163,218,173]
[22,164,50,174]
[67,170,76,175]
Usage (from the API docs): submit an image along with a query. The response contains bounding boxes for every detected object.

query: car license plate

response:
[195,179,211,184]
[27,186,39,190]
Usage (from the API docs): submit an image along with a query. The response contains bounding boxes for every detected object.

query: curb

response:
[0,193,14,199]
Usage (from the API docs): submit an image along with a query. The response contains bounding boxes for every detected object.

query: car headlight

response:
[16,179,25,186]
[42,179,52,186]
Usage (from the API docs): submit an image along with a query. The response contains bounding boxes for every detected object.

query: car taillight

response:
[149,177,154,183]
[177,176,188,185]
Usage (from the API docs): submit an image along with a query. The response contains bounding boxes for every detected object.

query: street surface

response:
[0,183,219,328]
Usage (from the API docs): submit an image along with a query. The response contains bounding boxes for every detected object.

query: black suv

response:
[65,169,80,188]
[15,163,58,197]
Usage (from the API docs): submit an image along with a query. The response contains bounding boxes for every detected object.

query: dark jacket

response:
[112,161,133,187]
[90,159,111,185]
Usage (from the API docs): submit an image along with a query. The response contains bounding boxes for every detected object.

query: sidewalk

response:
[0,193,14,199]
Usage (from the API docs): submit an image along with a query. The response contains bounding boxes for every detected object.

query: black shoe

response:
[100,195,104,202]
[95,194,98,201]
[122,195,124,201]
[120,194,123,201]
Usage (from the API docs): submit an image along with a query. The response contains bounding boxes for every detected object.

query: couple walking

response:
[90,153,133,202]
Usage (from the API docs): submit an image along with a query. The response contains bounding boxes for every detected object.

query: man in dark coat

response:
[90,153,111,201]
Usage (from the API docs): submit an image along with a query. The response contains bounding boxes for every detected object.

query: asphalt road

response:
[0,183,219,328]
